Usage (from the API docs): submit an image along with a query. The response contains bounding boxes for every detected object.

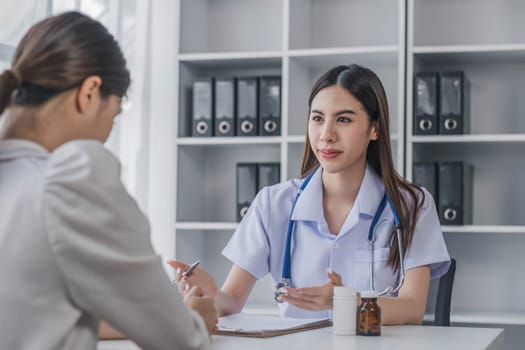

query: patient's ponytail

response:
[0,69,21,116]
[0,11,130,119]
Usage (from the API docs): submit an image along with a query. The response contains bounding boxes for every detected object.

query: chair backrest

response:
[433,258,456,326]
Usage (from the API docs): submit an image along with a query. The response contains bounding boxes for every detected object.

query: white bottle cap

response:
[360,290,379,298]
[334,286,357,297]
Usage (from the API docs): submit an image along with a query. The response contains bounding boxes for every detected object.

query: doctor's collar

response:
[356,165,386,217]
[291,165,385,222]
[290,167,324,222]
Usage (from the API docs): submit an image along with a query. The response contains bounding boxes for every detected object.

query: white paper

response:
[218,313,329,332]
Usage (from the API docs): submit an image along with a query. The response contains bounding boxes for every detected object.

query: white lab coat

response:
[223,165,450,318]
[0,139,209,350]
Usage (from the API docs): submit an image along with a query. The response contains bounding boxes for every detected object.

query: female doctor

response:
[0,12,216,349]
[170,64,450,325]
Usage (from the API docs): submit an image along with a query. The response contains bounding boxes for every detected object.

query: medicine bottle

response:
[332,286,357,335]
[356,291,381,336]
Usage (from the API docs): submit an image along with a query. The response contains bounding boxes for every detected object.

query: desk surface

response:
[98,325,504,350]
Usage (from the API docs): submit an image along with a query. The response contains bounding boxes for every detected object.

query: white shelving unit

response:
[174,0,406,309]
[406,0,525,337]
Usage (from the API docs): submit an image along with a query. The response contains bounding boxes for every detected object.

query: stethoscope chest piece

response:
[274,279,290,303]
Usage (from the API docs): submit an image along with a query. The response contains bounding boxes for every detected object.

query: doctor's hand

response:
[183,285,218,335]
[168,260,220,299]
[278,269,343,311]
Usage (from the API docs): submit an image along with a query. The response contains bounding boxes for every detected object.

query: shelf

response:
[411,0,525,48]
[179,51,282,63]
[413,43,525,55]
[411,134,525,144]
[412,44,525,64]
[289,0,401,49]
[442,226,525,234]
[177,136,282,146]
[288,46,399,58]
[288,135,306,144]
[178,58,282,138]
[177,144,280,222]
[289,48,399,68]
[175,222,238,231]
[179,0,282,54]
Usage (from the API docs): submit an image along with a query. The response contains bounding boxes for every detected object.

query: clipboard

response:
[215,313,332,338]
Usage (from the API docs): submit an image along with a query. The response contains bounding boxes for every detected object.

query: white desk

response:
[98,325,504,350]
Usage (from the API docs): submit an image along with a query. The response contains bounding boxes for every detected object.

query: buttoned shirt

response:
[223,165,450,318]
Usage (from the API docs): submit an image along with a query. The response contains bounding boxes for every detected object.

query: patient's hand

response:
[168,260,219,299]
[98,321,124,339]
[184,286,218,335]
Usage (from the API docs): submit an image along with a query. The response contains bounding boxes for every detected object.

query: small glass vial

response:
[332,286,357,335]
[356,291,381,336]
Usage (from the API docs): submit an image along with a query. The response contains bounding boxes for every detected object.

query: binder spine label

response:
[259,76,281,136]
[438,162,463,225]
[236,77,258,137]
[192,79,214,137]
[414,73,438,135]
[439,71,465,135]
[257,163,280,192]
[236,163,258,222]
[215,78,235,137]
[413,162,438,207]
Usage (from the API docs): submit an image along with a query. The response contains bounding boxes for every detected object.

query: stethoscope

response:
[274,170,406,303]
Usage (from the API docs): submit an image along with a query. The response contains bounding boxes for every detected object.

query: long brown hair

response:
[0,11,130,116]
[301,64,424,271]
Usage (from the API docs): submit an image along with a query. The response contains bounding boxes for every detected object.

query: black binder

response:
[214,78,236,137]
[414,72,438,135]
[236,77,258,137]
[413,162,438,206]
[258,76,281,136]
[439,71,465,135]
[236,163,258,222]
[438,162,464,225]
[257,163,280,192]
[192,79,214,137]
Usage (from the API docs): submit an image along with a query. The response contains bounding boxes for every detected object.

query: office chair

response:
[432,258,456,326]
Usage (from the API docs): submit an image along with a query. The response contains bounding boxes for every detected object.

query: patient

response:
[0,11,216,350]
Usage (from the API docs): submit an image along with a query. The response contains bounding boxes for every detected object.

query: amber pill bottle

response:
[356,291,381,336]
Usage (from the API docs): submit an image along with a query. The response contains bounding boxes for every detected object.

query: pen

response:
[170,260,200,285]
[182,260,200,278]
